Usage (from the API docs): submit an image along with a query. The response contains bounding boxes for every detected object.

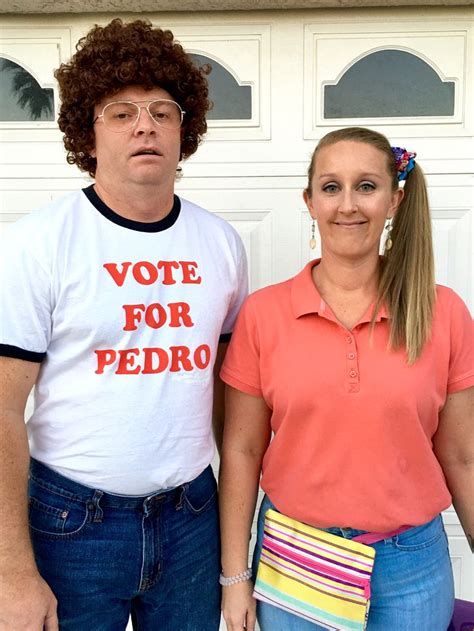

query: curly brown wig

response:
[54,18,210,177]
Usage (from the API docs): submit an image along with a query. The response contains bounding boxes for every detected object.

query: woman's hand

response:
[222,580,257,631]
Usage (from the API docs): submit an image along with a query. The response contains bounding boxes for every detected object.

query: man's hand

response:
[0,357,50,630]
[0,570,58,631]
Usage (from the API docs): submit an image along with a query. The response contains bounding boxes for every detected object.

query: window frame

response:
[303,20,472,138]
[0,28,70,131]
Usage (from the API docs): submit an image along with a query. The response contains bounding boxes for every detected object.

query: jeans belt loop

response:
[175,484,187,511]
[91,489,104,523]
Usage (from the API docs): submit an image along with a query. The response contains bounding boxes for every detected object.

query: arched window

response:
[323,49,455,119]
[0,57,54,121]
[190,53,252,120]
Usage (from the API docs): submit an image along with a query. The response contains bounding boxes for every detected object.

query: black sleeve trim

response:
[0,344,45,363]
[219,333,232,343]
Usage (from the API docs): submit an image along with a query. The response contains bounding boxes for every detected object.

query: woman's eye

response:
[359,182,375,192]
[322,184,338,193]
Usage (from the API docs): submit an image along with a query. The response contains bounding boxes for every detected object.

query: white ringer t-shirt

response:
[0,186,248,494]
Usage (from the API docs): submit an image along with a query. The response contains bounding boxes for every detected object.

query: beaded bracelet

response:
[219,568,252,586]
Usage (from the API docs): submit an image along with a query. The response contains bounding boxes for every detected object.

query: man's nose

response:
[134,106,156,134]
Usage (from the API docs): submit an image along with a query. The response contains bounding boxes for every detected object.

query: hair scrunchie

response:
[391,146,416,181]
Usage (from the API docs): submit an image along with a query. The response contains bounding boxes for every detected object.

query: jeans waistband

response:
[260,494,438,542]
[29,458,211,512]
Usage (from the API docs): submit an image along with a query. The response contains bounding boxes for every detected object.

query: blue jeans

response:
[253,495,455,631]
[28,458,221,630]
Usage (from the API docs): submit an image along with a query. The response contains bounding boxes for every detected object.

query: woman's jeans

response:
[253,495,455,631]
[28,458,221,631]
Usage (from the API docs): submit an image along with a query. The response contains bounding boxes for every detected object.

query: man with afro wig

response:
[0,18,247,630]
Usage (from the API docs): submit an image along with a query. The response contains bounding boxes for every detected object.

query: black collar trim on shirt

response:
[82,185,181,233]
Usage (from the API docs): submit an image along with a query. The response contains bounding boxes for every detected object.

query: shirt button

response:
[346,336,352,343]
[349,370,357,378]
[348,353,355,360]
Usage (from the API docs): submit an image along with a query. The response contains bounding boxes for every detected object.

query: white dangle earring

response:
[309,219,317,250]
[385,218,393,251]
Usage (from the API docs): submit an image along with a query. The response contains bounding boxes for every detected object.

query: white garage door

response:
[0,7,472,605]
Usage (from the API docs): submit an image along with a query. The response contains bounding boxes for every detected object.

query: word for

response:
[122,302,193,331]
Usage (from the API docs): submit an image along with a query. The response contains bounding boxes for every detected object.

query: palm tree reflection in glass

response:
[0,58,54,121]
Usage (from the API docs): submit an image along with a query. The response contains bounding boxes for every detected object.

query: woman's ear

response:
[303,189,316,219]
[388,187,405,219]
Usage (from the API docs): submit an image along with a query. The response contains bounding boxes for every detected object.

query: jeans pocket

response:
[28,481,89,539]
[393,515,444,551]
[183,468,217,515]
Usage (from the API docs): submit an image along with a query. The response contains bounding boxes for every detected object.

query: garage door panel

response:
[0,140,66,163]
[432,209,472,308]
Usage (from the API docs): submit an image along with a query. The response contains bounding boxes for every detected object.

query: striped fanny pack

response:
[253,509,407,630]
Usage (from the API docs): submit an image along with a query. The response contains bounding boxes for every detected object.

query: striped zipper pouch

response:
[253,509,376,630]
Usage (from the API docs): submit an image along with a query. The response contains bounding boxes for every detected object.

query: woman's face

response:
[304,140,404,262]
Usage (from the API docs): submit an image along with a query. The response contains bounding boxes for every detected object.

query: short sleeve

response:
[220,234,249,338]
[0,219,52,361]
[446,290,474,394]
[220,295,262,397]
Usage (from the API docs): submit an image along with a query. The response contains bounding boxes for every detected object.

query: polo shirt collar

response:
[291,260,327,318]
[290,259,389,323]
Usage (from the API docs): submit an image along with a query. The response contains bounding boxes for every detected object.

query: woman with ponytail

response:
[218,127,473,631]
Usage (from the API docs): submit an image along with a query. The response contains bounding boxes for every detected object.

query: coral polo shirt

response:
[221,260,474,531]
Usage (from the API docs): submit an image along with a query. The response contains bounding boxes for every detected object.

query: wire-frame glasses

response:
[94,99,185,132]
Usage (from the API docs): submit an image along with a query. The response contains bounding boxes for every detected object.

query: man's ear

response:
[88,136,96,158]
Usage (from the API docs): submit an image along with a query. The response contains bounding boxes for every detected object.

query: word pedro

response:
[95,344,211,375]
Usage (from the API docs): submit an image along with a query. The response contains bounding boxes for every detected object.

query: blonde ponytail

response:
[376,163,435,363]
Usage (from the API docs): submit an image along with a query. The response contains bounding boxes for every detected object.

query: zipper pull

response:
[364,581,371,599]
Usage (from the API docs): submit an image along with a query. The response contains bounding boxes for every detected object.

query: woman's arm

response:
[219,386,272,631]
[433,386,474,552]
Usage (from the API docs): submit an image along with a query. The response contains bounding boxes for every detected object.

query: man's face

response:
[92,85,182,192]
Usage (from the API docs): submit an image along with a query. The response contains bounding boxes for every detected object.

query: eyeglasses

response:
[94,99,186,132]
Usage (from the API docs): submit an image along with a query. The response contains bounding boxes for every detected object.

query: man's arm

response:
[433,387,474,553]
[0,356,58,630]
[212,342,228,455]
